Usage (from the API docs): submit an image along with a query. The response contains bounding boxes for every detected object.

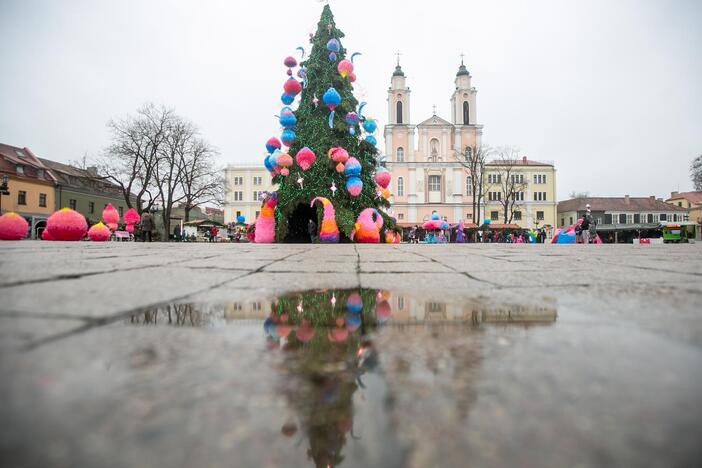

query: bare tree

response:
[179,138,223,222]
[454,144,491,223]
[100,103,173,212]
[691,154,702,191]
[487,146,527,224]
[569,191,590,199]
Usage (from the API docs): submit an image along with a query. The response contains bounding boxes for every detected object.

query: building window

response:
[466,213,473,220]
[89,202,95,214]
[119,206,124,217]
[536,211,545,221]
[236,211,241,218]
[512,191,524,201]
[626,214,633,224]
[252,302,262,312]
[253,176,262,186]
[253,191,261,201]
[514,211,522,221]
[465,177,472,195]
[428,175,441,192]
[16,165,24,175]
[429,139,439,162]
[232,302,242,311]
[659,213,667,221]
[69,199,77,210]
[463,101,470,125]
[18,190,27,205]
[37,169,44,178]
[397,296,404,310]
[619,214,627,224]
[533,192,547,201]
[39,193,47,207]
[561,218,565,226]
[678,202,682,207]
[234,191,243,201]
[233,176,243,186]
[533,174,546,184]
[396,147,404,162]
[488,173,501,184]
[511,174,524,184]
[397,177,404,196]
[398,213,404,220]
[488,191,501,201]
[569,217,573,225]
[396,101,403,124]
[490,211,499,221]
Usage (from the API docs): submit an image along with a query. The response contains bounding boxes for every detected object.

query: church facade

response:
[384,61,482,226]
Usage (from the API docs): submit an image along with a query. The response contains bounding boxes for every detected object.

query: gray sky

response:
[1,0,701,200]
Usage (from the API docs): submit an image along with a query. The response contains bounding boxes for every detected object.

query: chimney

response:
[624,195,630,205]
[671,191,678,198]
[522,156,527,164]
[86,166,98,177]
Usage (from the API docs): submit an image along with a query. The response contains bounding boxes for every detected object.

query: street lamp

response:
[0,175,10,214]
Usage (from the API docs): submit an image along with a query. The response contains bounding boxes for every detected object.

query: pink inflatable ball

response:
[295,147,316,171]
[0,212,29,240]
[374,170,391,189]
[46,208,88,241]
[88,222,111,242]
[41,228,54,240]
[102,203,120,230]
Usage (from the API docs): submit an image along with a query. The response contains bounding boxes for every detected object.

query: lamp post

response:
[0,175,10,214]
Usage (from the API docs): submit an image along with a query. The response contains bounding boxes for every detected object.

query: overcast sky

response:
[1,0,700,200]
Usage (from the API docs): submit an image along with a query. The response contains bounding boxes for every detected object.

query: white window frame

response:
[428,175,441,192]
[397,177,404,196]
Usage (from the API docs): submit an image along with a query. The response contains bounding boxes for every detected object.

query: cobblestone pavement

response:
[1,241,701,467]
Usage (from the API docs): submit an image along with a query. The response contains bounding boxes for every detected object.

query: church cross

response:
[432,104,436,115]
[395,50,402,66]
[460,52,465,65]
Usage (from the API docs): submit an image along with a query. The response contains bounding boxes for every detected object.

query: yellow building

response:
[0,143,56,238]
[483,157,558,230]
[665,191,702,239]
[223,165,274,224]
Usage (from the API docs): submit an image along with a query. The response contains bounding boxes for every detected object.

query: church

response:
[384,59,483,226]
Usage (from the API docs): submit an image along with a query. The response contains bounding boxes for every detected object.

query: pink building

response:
[384,60,483,227]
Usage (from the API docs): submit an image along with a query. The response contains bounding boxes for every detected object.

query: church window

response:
[463,101,470,125]
[397,177,404,196]
[429,138,439,161]
[396,101,403,124]
[466,177,472,195]
[396,147,404,162]
[428,175,441,192]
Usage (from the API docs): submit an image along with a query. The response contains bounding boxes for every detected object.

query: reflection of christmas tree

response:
[266,5,396,242]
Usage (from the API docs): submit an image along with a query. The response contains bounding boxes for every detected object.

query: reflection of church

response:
[384,59,483,225]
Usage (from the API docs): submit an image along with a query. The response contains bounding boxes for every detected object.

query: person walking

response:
[140,210,154,242]
[173,224,181,242]
[307,219,317,243]
[580,204,593,244]
[210,225,218,243]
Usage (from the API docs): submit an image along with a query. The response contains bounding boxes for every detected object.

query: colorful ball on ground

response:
[323,87,341,110]
[346,292,363,313]
[364,135,377,146]
[363,118,378,133]
[283,78,302,96]
[88,222,111,241]
[0,212,29,240]
[374,169,391,188]
[337,59,353,78]
[266,137,282,153]
[326,38,340,52]
[284,56,297,68]
[346,176,363,197]
[281,129,296,146]
[46,208,88,241]
[295,147,316,171]
[281,93,294,105]
[344,157,361,176]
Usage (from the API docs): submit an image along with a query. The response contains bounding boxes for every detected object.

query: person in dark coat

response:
[140,211,154,242]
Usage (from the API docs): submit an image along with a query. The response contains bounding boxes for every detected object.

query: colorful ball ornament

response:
[281,93,294,105]
[375,300,392,318]
[46,208,88,241]
[236,215,246,224]
[344,157,361,177]
[374,169,391,189]
[283,56,297,68]
[281,129,296,146]
[346,176,363,197]
[337,59,353,78]
[88,222,111,242]
[335,162,345,173]
[323,87,341,111]
[345,112,359,135]
[266,137,282,153]
[328,52,337,62]
[326,38,340,52]
[279,107,297,129]
[330,147,349,163]
[264,154,275,172]
[364,135,377,146]
[363,118,378,133]
[277,153,293,176]
[346,292,363,313]
[0,212,29,240]
[348,72,356,83]
[295,147,316,171]
[283,78,302,96]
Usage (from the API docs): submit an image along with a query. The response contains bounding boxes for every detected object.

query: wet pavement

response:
[1,241,702,467]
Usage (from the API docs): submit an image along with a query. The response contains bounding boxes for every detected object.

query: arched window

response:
[463,101,470,125]
[397,177,404,196]
[430,138,439,162]
[396,147,404,162]
[466,176,472,195]
[396,101,403,124]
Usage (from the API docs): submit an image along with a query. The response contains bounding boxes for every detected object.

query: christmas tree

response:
[260,5,397,243]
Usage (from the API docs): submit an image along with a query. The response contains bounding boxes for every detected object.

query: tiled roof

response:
[39,157,124,197]
[486,158,553,167]
[558,197,688,213]
[666,191,702,205]
[0,143,56,183]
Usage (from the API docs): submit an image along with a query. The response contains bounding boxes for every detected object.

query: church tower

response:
[450,58,481,151]
[384,61,415,163]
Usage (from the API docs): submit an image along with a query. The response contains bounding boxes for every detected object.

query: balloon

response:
[283,56,297,68]
[326,38,340,52]
[363,118,377,133]
[337,59,353,78]
[483,218,491,225]
[346,176,363,197]
[295,147,316,171]
[281,93,294,105]
[283,78,302,96]
[281,129,296,146]
[344,157,361,177]
[265,137,281,153]
[364,135,377,146]
[374,169,391,189]
[236,215,245,223]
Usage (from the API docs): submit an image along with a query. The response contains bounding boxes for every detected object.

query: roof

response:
[39,157,125,198]
[417,114,453,127]
[486,157,553,167]
[456,63,470,77]
[392,64,405,77]
[0,143,56,183]
[558,197,688,213]
[666,191,702,205]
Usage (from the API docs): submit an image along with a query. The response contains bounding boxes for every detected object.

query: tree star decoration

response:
[297,176,304,188]
[331,293,336,307]
[330,181,337,195]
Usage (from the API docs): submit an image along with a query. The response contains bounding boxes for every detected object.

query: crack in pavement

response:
[393,247,500,286]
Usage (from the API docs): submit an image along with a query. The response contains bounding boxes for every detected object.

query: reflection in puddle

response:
[129,290,557,467]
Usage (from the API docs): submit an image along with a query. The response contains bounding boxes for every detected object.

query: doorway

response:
[284,203,317,243]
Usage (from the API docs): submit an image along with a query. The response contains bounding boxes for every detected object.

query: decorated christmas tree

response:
[257,5,398,243]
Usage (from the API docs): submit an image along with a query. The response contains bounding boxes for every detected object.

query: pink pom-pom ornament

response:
[124,208,139,233]
[283,78,302,96]
[374,170,391,189]
[88,222,111,242]
[102,203,120,231]
[0,212,29,240]
[46,208,88,241]
[331,147,349,163]
[337,59,354,78]
[295,147,316,171]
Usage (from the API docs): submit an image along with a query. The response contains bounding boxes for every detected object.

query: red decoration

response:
[0,212,29,240]
[46,208,88,241]
[295,147,316,171]
[88,222,111,242]
[283,78,302,96]
[124,208,139,233]
[374,171,391,189]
